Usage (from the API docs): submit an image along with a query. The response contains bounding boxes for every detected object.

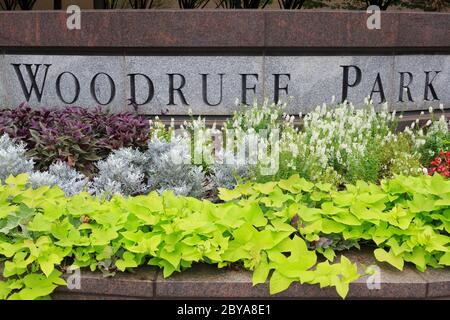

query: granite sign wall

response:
[0,54,449,115]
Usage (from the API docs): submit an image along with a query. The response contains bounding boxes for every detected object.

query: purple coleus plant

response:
[0,103,150,176]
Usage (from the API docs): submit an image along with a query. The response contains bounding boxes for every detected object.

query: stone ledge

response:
[0,11,449,52]
[55,266,157,298]
[1,249,448,299]
[46,249,450,300]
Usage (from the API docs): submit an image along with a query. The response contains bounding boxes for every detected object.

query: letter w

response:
[12,64,51,102]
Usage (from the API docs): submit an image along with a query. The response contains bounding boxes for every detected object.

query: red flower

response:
[429,150,450,179]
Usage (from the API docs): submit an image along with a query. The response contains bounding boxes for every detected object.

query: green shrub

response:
[1,173,449,300]
[379,132,422,178]
[221,173,450,272]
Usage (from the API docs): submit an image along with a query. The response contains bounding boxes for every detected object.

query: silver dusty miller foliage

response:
[92,137,206,198]
[0,133,206,199]
[27,171,58,189]
[90,147,149,198]
[0,134,89,196]
[0,134,34,182]
[29,161,90,196]
[145,137,205,198]
[210,150,253,190]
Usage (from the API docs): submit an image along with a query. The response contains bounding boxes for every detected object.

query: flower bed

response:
[0,99,449,300]
[1,100,449,199]
[0,173,449,300]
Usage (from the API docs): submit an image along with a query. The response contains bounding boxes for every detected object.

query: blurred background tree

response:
[178,0,210,8]
[17,0,37,9]
[128,0,157,8]
[278,0,325,8]
[0,0,16,9]
[0,0,37,10]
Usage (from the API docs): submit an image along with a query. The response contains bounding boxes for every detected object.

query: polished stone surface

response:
[55,266,158,298]
[393,55,450,111]
[342,249,428,299]
[1,54,449,115]
[124,55,264,115]
[154,264,270,298]
[264,55,395,113]
[416,267,450,298]
[0,11,448,49]
[0,55,8,108]
[2,54,129,113]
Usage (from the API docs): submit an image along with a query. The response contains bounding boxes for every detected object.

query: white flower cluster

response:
[276,101,395,182]
[227,99,285,132]
[426,115,448,139]
[148,99,449,185]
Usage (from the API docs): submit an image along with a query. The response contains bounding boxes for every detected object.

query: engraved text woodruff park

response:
[1,55,449,114]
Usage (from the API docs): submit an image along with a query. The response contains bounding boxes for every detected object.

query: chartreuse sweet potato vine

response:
[0,173,449,300]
